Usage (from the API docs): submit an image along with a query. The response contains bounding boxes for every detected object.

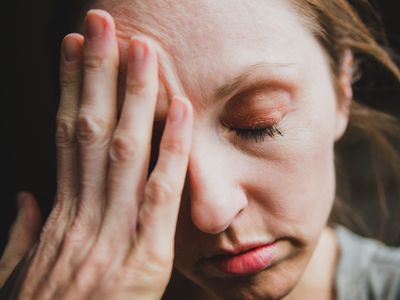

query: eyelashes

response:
[232,124,284,143]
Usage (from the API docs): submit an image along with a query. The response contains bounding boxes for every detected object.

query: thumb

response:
[0,192,43,288]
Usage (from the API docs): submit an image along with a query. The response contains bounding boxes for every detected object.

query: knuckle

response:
[39,223,55,243]
[87,253,109,274]
[83,53,105,72]
[55,117,76,148]
[160,139,186,156]
[83,52,119,74]
[62,218,94,250]
[36,230,61,259]
[63,227,86,248]
[145,176,174,204]
[126,253,172,286]
[60,71,81,90]
[60,47,82,82]
[45,199,67,228]
[109,134,140,163]
[75,251,109,290]
[0,259,11,272]
[39,211,63,243]
[75,268,98,292]
[64,214,99,244]
[125,80,147,96]
[76,114,110,146]
[61,232,89,257]
[146,250,173,271]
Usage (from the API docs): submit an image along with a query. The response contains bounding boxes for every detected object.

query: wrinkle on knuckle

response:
[56,118,76,148]
[62,230,86,251]
[160,139,186,156]
[125,80,147,96]
[146,250,173,272]
[36,226,61,258]
[83,53,105,72]
[76,114,110,146]
[145,176,174,205]
[127,255,171,287]
[74,268,97,293]
[88,254,108,275]
[46,199,70,228]
[76,252,109,289]
[39,212,62,242]
[60,73,81,90]
[83,51,119,75]
[62,218,94,250]
[109,134,140,163]
[63,226,87,247]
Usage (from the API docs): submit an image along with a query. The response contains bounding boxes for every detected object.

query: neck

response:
[283,226,339,300]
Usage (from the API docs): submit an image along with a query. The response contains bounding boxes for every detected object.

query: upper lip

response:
[203,241,277,259]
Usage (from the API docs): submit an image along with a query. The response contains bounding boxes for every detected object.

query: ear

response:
[335,49,353,141]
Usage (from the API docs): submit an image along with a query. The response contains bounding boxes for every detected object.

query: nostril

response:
[190,201,235,234]
[187,147,248,234]
[191,212,231,235]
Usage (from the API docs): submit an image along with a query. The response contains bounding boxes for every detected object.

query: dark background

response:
[2,1,400,254]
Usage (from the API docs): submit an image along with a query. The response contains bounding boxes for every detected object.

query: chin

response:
[181,248,310,300]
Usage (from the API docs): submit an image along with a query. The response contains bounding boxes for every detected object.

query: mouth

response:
[204,242,277,277]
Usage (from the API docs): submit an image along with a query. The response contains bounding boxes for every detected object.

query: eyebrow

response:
[214,62,295,100]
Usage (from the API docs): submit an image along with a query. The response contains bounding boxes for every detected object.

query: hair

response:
[291,0,400,244]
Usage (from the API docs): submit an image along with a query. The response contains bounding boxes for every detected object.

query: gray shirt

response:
[335,225,400,300]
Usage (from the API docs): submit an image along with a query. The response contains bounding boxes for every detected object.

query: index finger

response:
[137,96,193,252]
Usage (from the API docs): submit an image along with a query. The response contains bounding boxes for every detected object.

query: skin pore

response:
[88,0,350,299]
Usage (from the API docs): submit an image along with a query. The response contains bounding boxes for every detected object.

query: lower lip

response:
[210,243,277,276]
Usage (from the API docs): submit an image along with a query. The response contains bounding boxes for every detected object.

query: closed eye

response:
[232,124,283,143]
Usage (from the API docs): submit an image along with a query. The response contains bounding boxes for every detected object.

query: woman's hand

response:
[1,9,193,300]
[0,193,42,289]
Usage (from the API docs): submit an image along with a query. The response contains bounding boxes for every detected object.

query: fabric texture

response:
[335,225,400,300]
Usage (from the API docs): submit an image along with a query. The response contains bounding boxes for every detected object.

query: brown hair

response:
[293,0,400,244]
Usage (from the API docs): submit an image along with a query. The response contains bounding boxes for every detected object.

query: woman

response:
[1,0,399,299]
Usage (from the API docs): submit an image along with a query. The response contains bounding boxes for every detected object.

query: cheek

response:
[274,74,338,223]
[281,128,336,219]
[246,97,338,238]
[251,134,335,216]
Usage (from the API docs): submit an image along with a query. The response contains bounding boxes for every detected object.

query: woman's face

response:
[91,0,349,299]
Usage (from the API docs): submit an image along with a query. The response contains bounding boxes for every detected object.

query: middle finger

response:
[76,10,119,222]
[102,37,159,236]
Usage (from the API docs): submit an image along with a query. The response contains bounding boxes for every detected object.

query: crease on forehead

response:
[92,0,213,64]
[93,0,210,107]
[115,17,186,101]
[91,0,306,109]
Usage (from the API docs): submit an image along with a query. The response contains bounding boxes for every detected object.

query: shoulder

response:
[335,225,400,300]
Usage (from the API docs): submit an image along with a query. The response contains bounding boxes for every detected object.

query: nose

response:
[187,142,247,234]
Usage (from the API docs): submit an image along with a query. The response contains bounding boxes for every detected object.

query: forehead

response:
[89,0,318,110]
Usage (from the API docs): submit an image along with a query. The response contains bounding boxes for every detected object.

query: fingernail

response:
[130,39,145,62]
[86,11,105,39]
[129,38,147,79]
[17,192,27,211]
[62,36,81,62]
[169,97,186,124]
